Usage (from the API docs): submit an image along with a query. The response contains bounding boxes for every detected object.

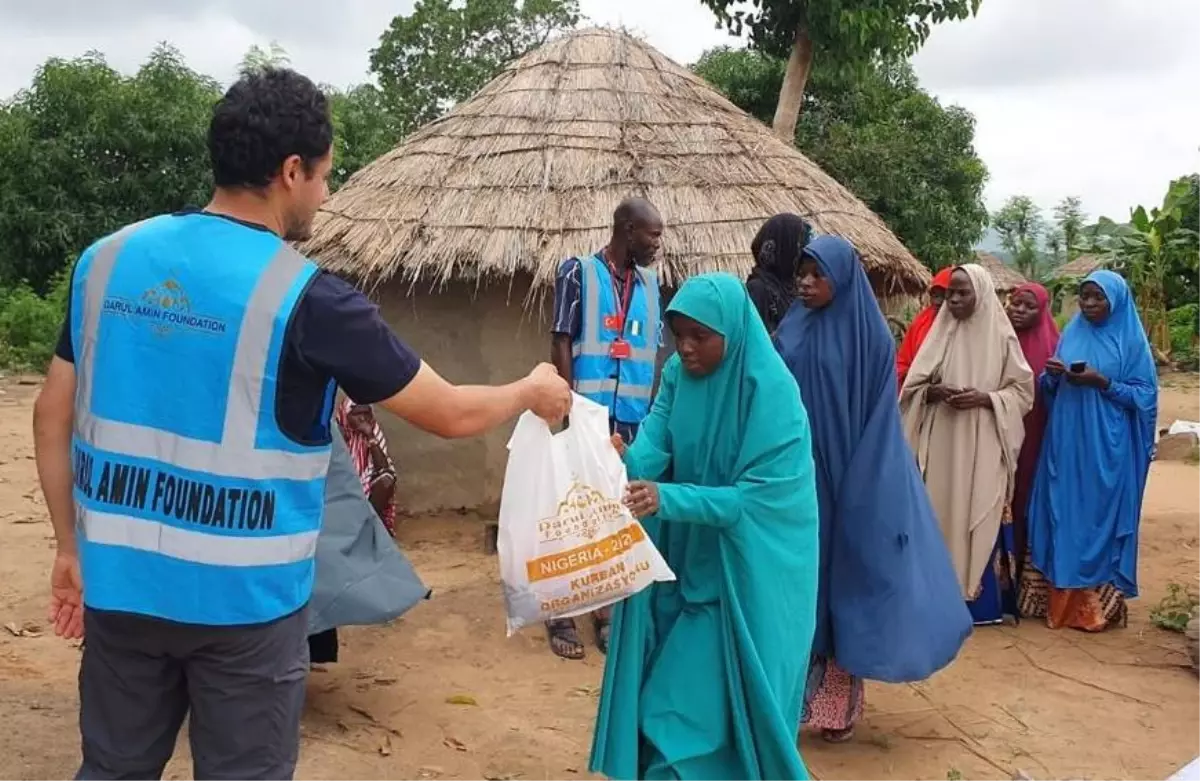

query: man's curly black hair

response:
[208,67,333,189]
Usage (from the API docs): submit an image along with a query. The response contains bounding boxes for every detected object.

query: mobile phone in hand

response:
[1070,361,1086,374]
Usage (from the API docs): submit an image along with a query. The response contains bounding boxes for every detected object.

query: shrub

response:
[0,270,70,371]
[1150,582,1200,633]
[1167,304,1199,369]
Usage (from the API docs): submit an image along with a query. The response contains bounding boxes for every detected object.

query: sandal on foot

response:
[822,727,855,743]
[546,619,585,660]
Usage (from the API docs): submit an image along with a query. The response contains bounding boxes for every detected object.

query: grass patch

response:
[1149,582,1200,633]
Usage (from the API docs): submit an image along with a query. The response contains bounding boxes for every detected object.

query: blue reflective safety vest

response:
[571,254,661,424]
[69,213,334,626]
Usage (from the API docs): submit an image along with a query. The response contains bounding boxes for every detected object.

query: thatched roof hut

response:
[303,27,929,513]
[1047,254,1105,281]
[976,252,1028,293]
[305,27,928,297]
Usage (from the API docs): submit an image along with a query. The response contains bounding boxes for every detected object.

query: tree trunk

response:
[771,25,814,142]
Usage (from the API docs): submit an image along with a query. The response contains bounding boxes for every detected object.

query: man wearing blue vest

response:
[545,197,663,660]
[31,67,569,780]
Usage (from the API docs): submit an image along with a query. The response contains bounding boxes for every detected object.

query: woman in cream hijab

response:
[900,264,1034,626]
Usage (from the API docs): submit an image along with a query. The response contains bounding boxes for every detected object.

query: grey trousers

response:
[76,606,310,780]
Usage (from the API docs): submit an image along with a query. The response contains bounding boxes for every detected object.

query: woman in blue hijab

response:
[1023,270,1157,631]
[590,273,820,780]
[773,236,972,742]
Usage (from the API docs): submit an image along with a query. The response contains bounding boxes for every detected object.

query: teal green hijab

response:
[590,273,820,780]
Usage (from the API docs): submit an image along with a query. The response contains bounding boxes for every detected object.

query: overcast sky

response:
[2,0,1197,227]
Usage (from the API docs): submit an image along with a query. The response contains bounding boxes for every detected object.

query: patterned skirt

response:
[1018,553,1128,631]
[802,655,864,731]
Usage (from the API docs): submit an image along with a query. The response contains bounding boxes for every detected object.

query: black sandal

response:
[546,618,585,660]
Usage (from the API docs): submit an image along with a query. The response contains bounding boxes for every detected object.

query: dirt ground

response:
[0,376,1197,781]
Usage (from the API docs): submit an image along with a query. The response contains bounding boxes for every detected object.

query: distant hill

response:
[974,226,1011,263]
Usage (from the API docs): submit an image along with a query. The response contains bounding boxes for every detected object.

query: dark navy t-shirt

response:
[55,212,420,443]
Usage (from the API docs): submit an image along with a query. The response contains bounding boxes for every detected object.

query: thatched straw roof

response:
[1047,254,1105,280]
[975,252,1028,291]
[303,27,929,296]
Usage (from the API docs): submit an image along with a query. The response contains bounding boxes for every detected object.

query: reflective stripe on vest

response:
[574,378,654,399]
[80,507,319,567]
[570,255,659,423]
[71,216,331,625]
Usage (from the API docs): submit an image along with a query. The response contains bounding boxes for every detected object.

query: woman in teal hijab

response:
[589,273,820,780]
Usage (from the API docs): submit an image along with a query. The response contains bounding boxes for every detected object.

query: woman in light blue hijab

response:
[589,273,820,780]
[1023,270,1157,631]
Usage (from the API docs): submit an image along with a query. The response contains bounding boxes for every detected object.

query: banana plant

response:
[1085,176,1200,354]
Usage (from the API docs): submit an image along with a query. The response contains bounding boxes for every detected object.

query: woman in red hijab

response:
[896,267,954,385]
[1005,283,1059,591]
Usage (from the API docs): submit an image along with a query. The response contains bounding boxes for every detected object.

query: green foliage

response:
[238,41,291,75]
[1054,195,1087,262]
[0,46,221,293]
[692,48,786,122]
[1084,175,1200,352]
[693,48,989,270]
[1149,582,1199,634]
[992,196,1046,279]
[327,84,401,190]
[369,0,580,138]
[1168,303,1199,368]
[0,271,70,370]
[699,0,980,73]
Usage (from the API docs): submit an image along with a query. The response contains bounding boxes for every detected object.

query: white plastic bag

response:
[497,394,675,635]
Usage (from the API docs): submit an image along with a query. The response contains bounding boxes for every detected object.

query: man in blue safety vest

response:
[546,197,664,660]
[31,67,570,780]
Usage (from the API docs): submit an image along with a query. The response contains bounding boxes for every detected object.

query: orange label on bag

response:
[525,523,646,583]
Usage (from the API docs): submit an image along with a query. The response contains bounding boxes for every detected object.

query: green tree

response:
[694,47,988,269]
[699,0,981,142]
[1180,173,1199,236]
[1043,227,1064,268]
[0,45,221,292]
[239,41,291,75]
[327,84,401,189]
[369,0,580,137]
[1053,195,1086,261]
[992,195,1046,278]
[1088,175,1200,352]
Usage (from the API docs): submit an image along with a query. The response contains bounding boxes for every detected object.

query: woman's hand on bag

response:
[624,481,659,519]
[524,363,571,423]
[610,434,627,457]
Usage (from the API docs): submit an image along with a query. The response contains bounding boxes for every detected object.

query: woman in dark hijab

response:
[746,213,812,334]
[774,236,971,743]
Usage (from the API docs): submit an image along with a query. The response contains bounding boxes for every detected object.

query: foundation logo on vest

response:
[103,278,227,337]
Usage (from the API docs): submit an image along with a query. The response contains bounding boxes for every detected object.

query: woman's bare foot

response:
[546,618,585,660]
[822,727,855,743]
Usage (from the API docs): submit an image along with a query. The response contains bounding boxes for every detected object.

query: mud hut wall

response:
[376,275,550,514]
